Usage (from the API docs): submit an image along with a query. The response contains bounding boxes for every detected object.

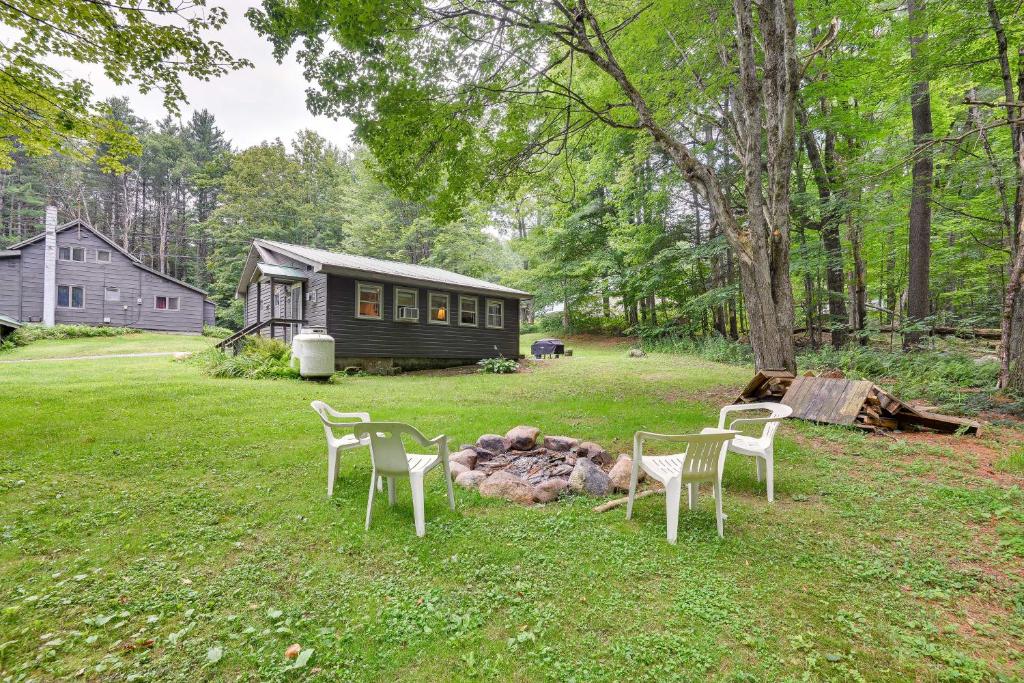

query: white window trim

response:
[104,286,120,302]
[96,249,112,263]
[458,295,478,327]
[59,246,85,262]
[393,287,419,322]
[354,281,384,320]
[428,291,450,325]
[485,299,504,329]
[154,295,180,312]
[57,284,85,309]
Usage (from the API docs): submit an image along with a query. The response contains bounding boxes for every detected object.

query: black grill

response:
[531,338,565,357]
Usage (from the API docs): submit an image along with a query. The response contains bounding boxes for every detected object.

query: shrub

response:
[0,323,140,352]
[202,325,234,339]
[478,356,519,374]
[191,336,300,380]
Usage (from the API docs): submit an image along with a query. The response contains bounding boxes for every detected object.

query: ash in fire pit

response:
[450,426,638,505]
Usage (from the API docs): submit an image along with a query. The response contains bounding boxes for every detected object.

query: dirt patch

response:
[875,428,1023,488]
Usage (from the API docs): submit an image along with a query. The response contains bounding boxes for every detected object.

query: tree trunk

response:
[905,0,933,349]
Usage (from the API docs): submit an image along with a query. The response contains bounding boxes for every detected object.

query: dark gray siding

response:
[5,226,205,332]
[325,275,520,360]
[306,273,328,328]
[203,300,216,326]
[15,242,43,322]
[0,257,20,320]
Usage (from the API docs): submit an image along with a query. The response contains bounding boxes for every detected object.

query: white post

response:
[42,206,58,327]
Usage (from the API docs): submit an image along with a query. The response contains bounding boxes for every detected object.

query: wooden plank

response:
[782,377,873,425]
[736,370,794,402]
[896,410,980,435]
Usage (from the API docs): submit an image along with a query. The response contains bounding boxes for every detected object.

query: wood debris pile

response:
[736,370,980,435]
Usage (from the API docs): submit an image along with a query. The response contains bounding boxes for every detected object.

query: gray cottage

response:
[230,239,531,370]
[0,212,214,333]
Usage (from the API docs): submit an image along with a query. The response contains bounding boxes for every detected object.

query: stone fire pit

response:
[450,426,638,505]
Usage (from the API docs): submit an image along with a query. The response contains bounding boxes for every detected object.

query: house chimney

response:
[42,206,57,327]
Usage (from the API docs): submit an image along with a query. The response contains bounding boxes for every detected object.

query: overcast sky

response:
[55,0,356,151]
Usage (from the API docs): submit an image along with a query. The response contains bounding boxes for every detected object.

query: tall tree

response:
[905,0,934,348]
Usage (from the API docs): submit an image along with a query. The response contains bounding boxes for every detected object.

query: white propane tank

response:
[291,327,336,379]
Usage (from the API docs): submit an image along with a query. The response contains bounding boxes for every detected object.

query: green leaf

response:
[292,648,314,668]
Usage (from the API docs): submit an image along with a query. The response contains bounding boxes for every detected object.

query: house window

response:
[58,246,85,262]
[57,285,84,309]
[104,287,120,302]
[96,250,111,263]
[155,296,180,311]
[486,299,504,329]
[355,282,383,319]
[394,287,419,322]
[428,292,449,324]
[459,296,478,326]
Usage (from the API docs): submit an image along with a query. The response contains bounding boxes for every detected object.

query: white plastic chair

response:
[353,422,455,537]
[712,402,792,502]
[626,429,739,542]
[310,401,374,497]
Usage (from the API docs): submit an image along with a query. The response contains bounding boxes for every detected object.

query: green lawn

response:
[1,337,1021,681]
[0,332,213,361]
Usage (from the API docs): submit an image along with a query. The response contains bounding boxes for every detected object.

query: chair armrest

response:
[727,416,787,430]
[634,429,739,443]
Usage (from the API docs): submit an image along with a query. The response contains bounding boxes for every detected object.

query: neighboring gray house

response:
[0,212,214,333]
[228,239,531,370]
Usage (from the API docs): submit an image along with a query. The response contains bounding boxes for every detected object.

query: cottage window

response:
[394,287,419,321]
[356,282,383,319]
[155,296,180,311]
[104,287,120,302]
[459,296,478,326]
[486,299,504,329]
[59,246,85,262]
[428,292,449,324]
[96,250,112,263]
[58,285,84,309]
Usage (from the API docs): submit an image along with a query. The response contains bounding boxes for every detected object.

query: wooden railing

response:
[215,317,306,352]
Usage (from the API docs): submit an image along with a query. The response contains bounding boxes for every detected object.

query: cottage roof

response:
[243,239,531,299]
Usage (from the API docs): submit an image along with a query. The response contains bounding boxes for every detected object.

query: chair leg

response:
[387,477,397,506]
[625,467,640,519]
[365,468,377,531]
[665,478,682,544]
[687,482,698,510]
[714,480,724,539]
[764,451,774,503]
[755,457,764,482]
[444,465,455,511]
[377,475,384,492]
[327,447,339,497]
[410,474,426,537]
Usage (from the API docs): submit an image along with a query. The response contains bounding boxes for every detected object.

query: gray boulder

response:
[505,425,541,451]
[568,458,611,497]
[543,435,580,452]
[450,449,478,469]
[477,434,511,453]
[455,470,488,490]
[533,478,569,503]
[628,348,646,358]
[450,462,470,479]
[479,471,535,505]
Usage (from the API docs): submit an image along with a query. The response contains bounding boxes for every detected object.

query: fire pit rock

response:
[456,429,616,504]
[505,425,541,450]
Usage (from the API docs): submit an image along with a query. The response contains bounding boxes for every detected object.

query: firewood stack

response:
[735,370,979,435]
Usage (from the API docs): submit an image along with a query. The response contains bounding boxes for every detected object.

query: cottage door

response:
[289,285,302,340]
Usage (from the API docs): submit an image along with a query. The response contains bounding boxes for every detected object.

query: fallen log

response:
[878,325,1001,340]
[593,489,662,513]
